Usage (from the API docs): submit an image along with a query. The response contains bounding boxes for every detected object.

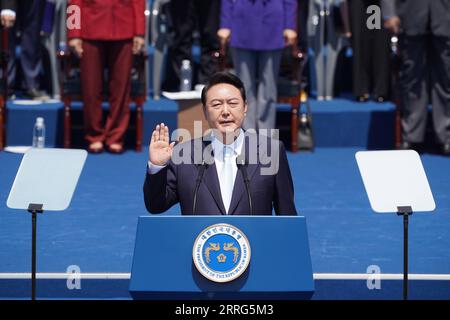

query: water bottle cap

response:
[182,60,191,67]
[36,117,44,125]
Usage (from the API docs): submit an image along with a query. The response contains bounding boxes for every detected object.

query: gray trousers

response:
[399,35,450,144]
[312,37,342,98]
[231,47,282,131]
[308,0,343,98]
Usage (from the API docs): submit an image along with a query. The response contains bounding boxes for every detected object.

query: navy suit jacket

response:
[143,132,297,215]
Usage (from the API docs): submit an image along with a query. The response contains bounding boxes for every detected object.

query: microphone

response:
[236,156,253,215]
[192,160,207,214]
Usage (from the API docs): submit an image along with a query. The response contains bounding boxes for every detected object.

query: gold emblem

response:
[204,242,240,264]
[223,243,239,263]
[193,223,251,283]
[204,243,220,263]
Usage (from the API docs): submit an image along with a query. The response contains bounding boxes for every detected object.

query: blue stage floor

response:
[1,147,449,299]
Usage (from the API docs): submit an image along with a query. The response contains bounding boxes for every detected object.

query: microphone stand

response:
[192,161,207,214]
[237,158,253,215]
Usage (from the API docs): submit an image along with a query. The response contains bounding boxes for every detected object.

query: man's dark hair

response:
[201,71,247,107]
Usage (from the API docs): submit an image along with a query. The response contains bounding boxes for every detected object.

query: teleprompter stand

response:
[7,148,87,300]
[28,203,43,300]
[356,150,435,300]
[397,205,412,300]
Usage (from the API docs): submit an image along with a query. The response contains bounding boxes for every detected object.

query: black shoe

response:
[442,143,450,156]
[25,89,49,101]
[356,94,369,102]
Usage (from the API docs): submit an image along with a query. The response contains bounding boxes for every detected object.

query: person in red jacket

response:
[67,0,145,153]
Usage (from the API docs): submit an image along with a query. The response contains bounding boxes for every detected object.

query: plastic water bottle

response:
[180,59,192,91]
[32,117,45,148]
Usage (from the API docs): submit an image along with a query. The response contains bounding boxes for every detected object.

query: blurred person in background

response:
[1,0,16,100]
[162,0,220,92]
[307,0,351,101]
[67,0,145,154]
[350,0,390,103]
[382,0,450,156]
[218,0,298,132]
[6,0,49,100]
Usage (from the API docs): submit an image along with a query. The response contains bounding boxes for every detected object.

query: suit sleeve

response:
[133,0,146,37]
[283,0,297,31]
[381,0,397,19]
[143,159,179,214]
[273,141,298,215]
[220,0,233,29]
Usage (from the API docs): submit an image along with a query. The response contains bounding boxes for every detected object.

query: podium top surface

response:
[7,148,87,211]
[355,150,435,213]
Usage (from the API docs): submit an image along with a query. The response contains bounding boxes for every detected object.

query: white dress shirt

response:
[147,129,245,213]
[211,129,244,213]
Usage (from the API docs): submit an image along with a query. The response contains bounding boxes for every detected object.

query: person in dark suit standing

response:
[144,72,297,215]
[350,0,391,102]
[67,0,145,154]
[5,0,49,100]
[382,0,450,155]
[162,0,220,92]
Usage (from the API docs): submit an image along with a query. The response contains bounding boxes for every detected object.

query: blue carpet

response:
[288,149,450,274]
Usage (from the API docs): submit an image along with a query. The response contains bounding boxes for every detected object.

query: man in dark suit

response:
[6,0,50,100]
[350,0,391,102]
[144,72,297,215]
[382,0,450,155]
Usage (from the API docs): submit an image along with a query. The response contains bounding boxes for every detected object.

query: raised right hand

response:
[149,123,175,166]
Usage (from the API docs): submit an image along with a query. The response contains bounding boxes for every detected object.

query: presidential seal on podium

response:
[193,223,251,283]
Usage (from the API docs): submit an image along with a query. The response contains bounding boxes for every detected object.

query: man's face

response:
[204,83,247,140]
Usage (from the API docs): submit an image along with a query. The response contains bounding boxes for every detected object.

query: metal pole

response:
[397,206,412,301]
[403,213,408,300]
[32,211,37,300]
